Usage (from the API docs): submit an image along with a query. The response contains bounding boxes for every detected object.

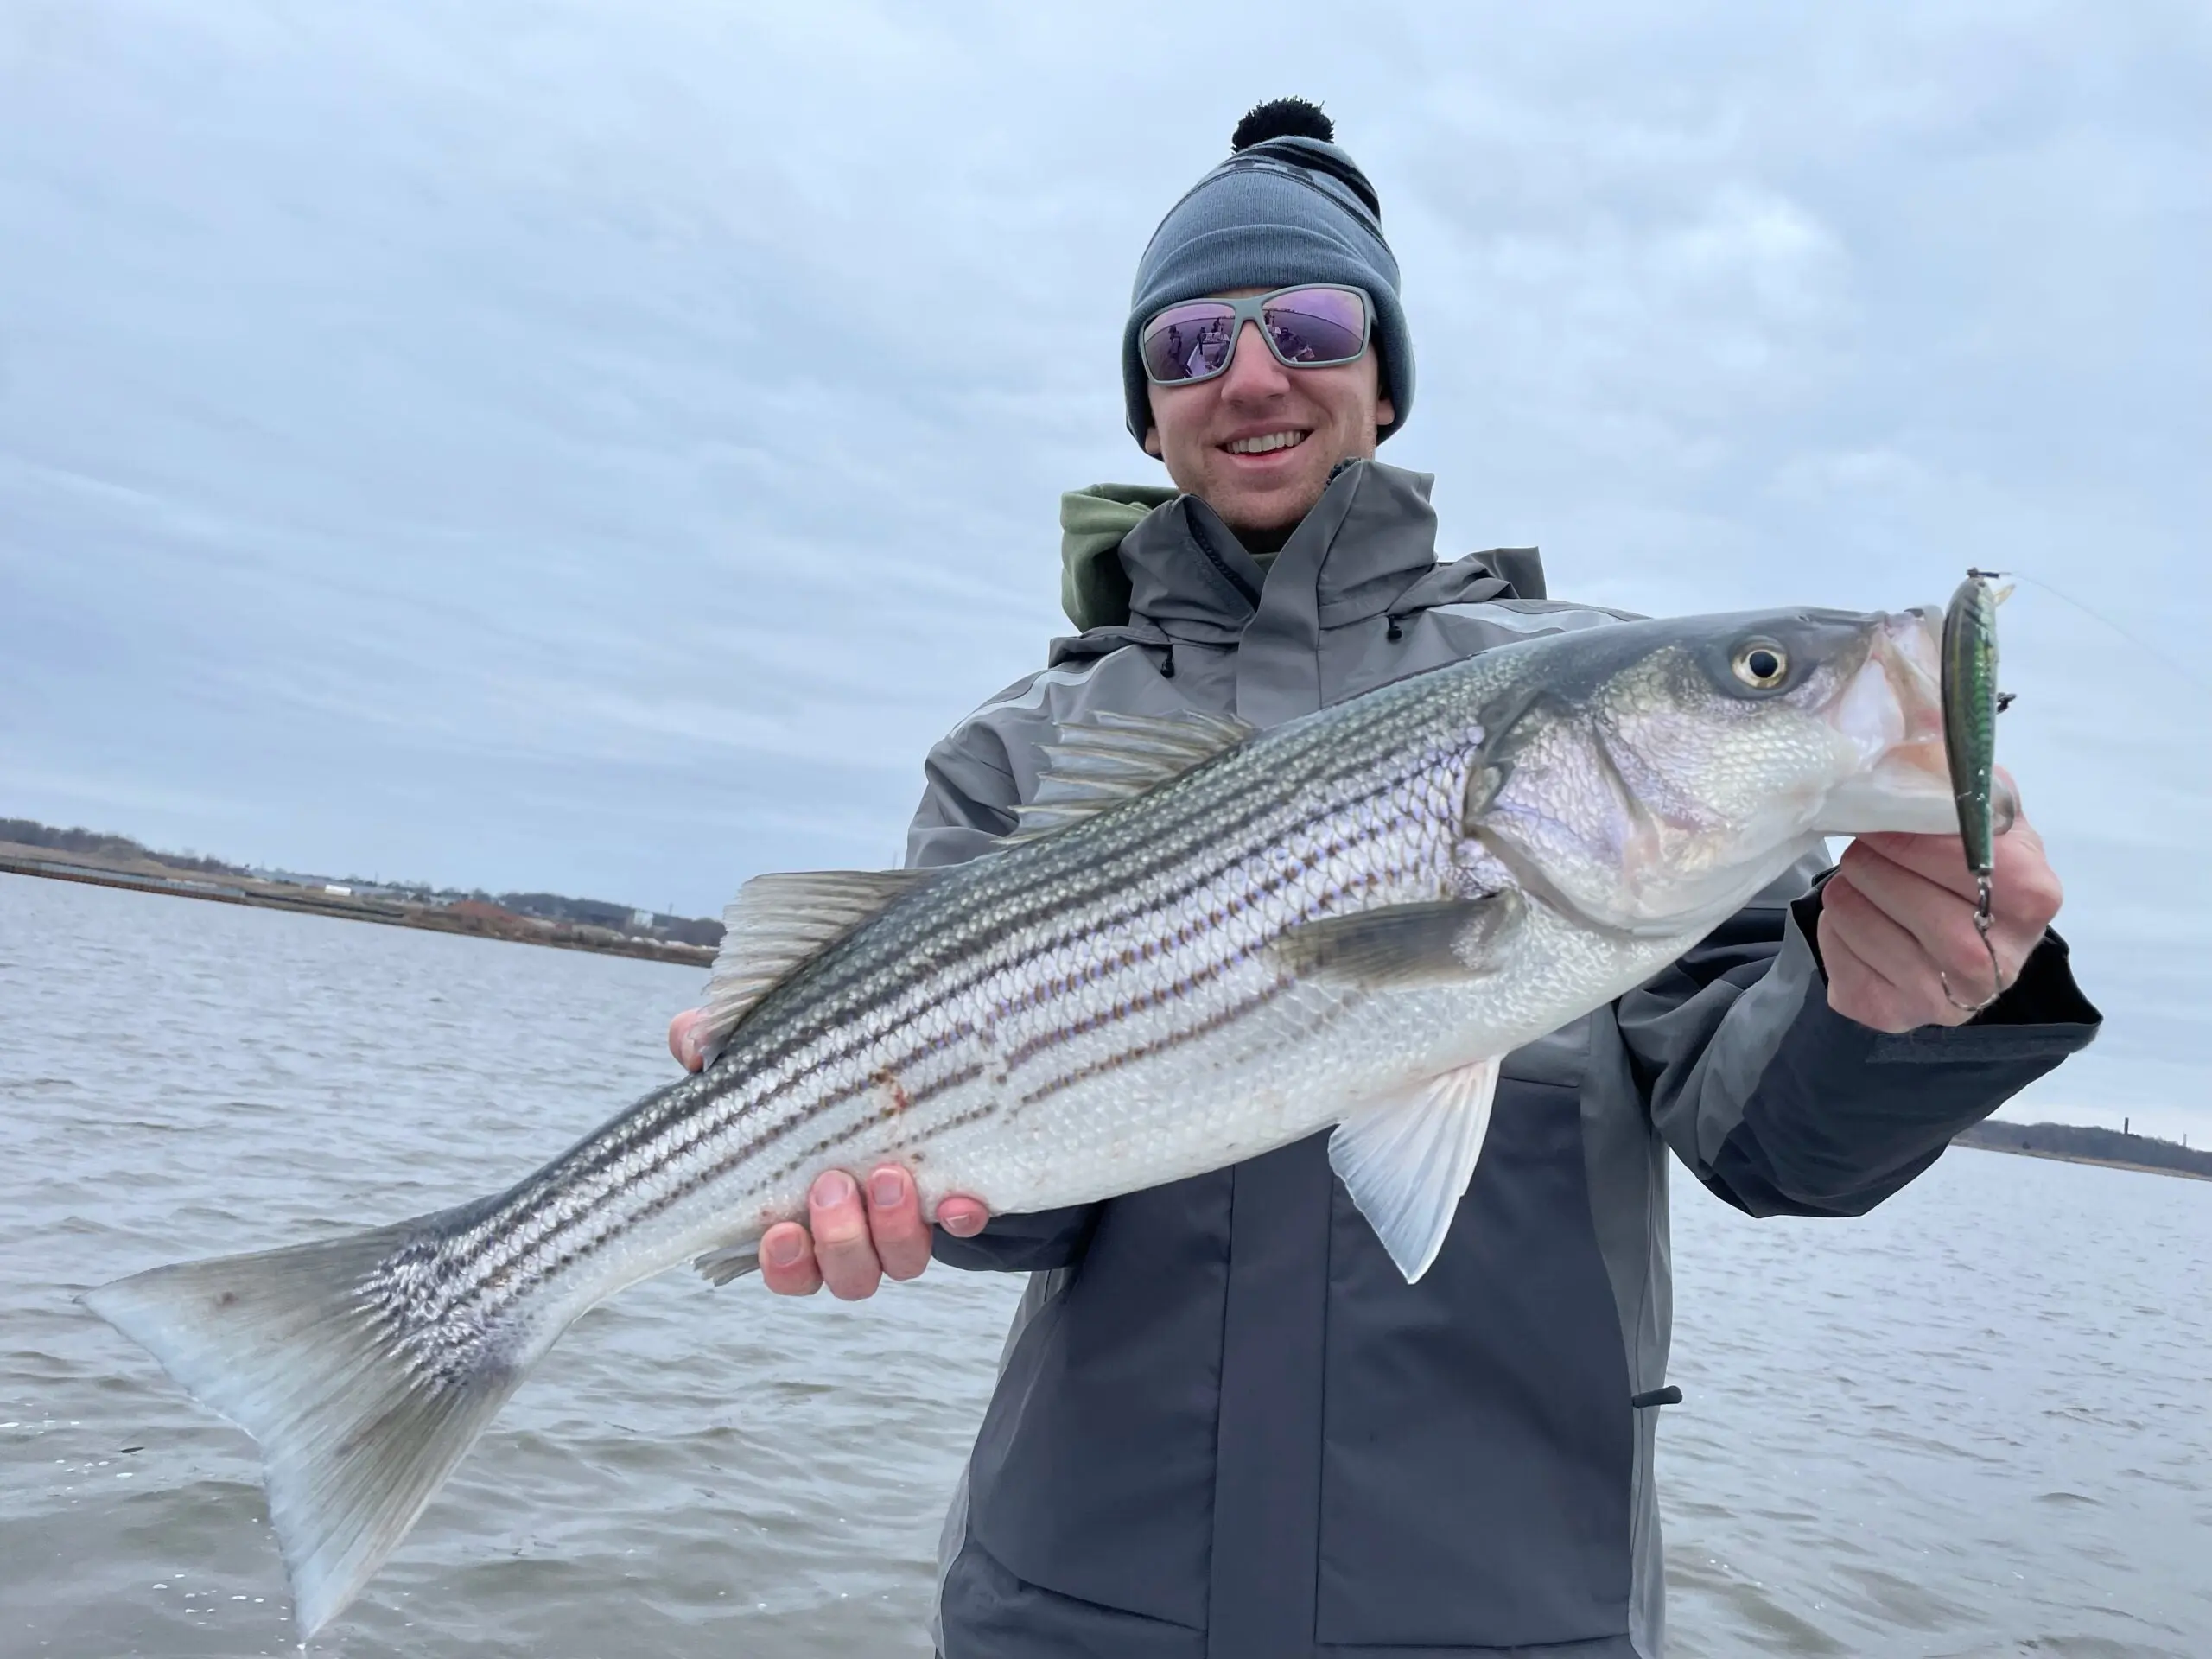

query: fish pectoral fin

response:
[692,1241,762,1287]
[1329,1055,1503,1283]
[1268,891,1523,990]
[1005,708,1257,844]
[698,868,938,1057]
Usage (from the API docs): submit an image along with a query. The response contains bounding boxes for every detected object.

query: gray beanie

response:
[1122,99,1412,448]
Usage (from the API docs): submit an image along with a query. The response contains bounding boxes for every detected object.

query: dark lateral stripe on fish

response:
[1009,975,1300,1115]
[627,1059,1001,1236]
[991,944,1256,1077]
[763,976,1309,1193]
[755,968,1311,1191]
[602,913,1289,1250]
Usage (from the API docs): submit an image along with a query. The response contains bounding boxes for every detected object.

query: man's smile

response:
[1222,428,1312,457]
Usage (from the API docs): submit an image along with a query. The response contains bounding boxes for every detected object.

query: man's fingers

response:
[1817,904,1929,1033]
[1853,808,2054,916]
[760,1221,823,1295]
[757,1170,989,1299]
[807,1171,883,1300]
[1820,872,1973,1027]
[668,1008,710,1073]
[864,1166,934,1281]
[1822,871,1947,988]
[1847,833,1984,904]
[1834,841,2011,986]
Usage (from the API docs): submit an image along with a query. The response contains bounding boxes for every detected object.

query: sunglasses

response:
[1139,284,1373,386]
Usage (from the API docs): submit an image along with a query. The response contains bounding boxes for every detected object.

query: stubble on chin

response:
[1210,464,1335,553]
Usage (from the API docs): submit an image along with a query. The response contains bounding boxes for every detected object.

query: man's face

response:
[1141,286,1395,551]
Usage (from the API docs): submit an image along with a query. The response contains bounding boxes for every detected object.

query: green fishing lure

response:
[1940,568,2007,1012]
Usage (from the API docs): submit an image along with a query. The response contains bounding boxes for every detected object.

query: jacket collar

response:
[1107,460,1445,644]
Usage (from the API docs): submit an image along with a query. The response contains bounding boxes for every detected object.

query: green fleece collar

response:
[1061,482,1180,631]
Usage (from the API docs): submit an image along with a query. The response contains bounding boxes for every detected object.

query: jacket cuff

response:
[931,1205,1100,1274]
[1699,898,2101,1216]
[1789,887,2103,1052]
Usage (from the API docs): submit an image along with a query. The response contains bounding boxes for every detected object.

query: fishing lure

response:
[1940,568,2007,1013]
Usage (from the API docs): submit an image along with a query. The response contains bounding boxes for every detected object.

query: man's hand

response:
[665,1007,990,1298]
[1819,795,2063,1033]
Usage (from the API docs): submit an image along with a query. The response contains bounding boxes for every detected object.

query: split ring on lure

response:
[1939,568,2009,1014]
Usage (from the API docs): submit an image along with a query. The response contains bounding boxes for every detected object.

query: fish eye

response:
[1731,640,1789,690]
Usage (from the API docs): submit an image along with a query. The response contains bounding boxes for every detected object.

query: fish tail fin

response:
[82,1211,528,1637]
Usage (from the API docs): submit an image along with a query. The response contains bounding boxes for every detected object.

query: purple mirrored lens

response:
[1262,287,1367,364]
[1141,302,1238,384]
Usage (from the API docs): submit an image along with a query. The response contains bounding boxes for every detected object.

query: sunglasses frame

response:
[1139,284,1375,387]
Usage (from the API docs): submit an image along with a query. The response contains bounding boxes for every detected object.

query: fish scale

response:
[83,601,1970,1637]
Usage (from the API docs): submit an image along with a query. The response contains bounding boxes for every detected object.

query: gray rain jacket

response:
[903,461,2099,1659]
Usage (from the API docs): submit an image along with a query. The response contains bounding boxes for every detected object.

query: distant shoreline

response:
[1955,1119,2212,1184]
[1955,1141,2212,1184]
[1,853,713,969]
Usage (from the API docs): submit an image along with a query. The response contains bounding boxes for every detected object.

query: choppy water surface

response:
[3,874,2206,1656]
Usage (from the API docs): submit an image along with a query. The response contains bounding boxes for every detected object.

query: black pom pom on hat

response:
[1231,97,1334,151]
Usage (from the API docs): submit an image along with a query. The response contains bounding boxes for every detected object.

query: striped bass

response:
[84,601,2005,1637]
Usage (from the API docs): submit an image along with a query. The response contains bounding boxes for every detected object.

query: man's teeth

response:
[1225,431,1308,455]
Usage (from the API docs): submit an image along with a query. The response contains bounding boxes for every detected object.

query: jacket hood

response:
[1060,482,1180,633]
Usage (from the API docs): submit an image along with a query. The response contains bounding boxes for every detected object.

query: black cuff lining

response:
[1967,929,2101,1028]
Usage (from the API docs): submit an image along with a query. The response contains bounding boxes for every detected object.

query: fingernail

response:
[766,1230,803,1268]
[814,1170,855,1206]
[871,1171,905,1209]
[944,1209,985,1237]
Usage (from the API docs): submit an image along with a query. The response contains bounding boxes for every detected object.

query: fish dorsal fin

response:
[696,869,934,1055]
[1007,708,1256,844]
[1329,1055,1503,1282]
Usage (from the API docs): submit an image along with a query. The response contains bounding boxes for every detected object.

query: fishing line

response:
[1998,569,2212,697]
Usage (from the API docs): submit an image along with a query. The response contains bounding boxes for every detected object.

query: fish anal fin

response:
[1329,1055,1503,1282]
[1268,891,1524,990]
[696,869,935,1057]
[1006,709,1256,844]
[692,1241,762,1287]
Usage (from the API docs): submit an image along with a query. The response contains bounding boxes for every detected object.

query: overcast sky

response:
[2,2,2206,1130]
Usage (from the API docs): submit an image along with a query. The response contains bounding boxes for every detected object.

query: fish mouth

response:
[1815,607,2018,837]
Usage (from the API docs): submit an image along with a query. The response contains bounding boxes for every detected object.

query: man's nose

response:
[1217,318,1291,398]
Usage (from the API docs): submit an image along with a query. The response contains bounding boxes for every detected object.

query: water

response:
[3,874,2206,1656]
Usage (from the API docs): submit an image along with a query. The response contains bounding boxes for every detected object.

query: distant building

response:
[658,913,725,949]
[322,884,353,897]
[259,868,341,890]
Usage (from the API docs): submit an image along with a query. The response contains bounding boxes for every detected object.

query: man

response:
[672,99,2098,1658]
